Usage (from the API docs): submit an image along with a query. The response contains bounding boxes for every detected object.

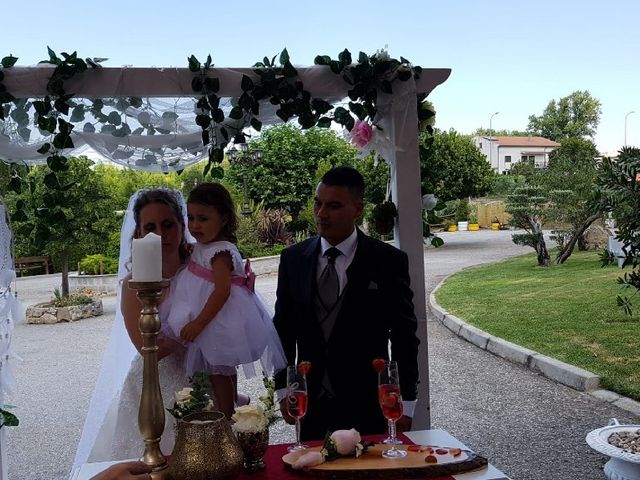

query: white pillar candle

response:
[131,232,162,282]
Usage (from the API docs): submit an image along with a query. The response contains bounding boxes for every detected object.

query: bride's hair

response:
[132,188,190,261]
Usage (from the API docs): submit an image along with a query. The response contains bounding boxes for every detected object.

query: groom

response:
[273,166,419,441]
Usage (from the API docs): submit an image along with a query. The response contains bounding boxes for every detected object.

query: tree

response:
[527,90,602,141]
[9,157,117,296]
[544,138,603,263]
[596,147,640,315]
[227,124,357,219]
[473,128,529,137]
[420,129,497,201]
[506,185,551,266]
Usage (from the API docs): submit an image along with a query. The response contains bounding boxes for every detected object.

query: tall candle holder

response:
[128,279,172,480]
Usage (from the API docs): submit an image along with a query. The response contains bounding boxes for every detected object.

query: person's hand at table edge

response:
[90,461,151,480]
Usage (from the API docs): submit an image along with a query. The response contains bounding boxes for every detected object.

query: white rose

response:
[175,387,193,405]
[231,404,268,433]
[330,429,362,455]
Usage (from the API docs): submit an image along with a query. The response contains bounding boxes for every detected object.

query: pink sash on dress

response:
[187,258,256,293]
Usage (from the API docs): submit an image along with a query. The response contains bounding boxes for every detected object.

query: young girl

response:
[166,183,286,418]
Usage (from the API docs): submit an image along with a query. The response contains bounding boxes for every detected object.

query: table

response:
[72,429,511,480]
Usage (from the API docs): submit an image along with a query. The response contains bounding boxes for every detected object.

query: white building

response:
[473,136,560,174]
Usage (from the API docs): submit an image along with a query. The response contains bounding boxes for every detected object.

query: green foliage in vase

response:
[258,374,281,427]
[167,371,214,420]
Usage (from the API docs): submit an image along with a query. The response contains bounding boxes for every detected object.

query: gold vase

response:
[236,428,269,471]
[168,411,243,480]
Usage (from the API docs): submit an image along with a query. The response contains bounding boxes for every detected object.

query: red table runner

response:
[237,433,455,480]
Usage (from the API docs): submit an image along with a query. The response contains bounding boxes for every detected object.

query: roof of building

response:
[492,136,560,147]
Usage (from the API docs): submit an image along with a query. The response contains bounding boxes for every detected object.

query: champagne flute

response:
[378,360,407,459]
[286,364,309,452]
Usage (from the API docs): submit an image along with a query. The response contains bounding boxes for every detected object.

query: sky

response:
[3,0,639,155]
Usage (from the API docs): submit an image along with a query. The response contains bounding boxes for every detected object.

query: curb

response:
[429,281,640,418]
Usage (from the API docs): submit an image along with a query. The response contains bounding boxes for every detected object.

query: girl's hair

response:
[187,183,238,243]
[133,188,190,261]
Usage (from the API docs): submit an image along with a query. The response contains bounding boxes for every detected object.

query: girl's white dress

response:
[166,241,286,378]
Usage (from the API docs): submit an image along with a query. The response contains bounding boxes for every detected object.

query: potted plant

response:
[456,199,471,232]
[444,219,457,232]
[491,216,502,230]
[468,209,480,231]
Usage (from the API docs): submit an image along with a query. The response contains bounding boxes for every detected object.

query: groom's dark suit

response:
[274,228,419,441]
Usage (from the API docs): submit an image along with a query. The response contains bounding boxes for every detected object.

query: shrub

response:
[455,199,471,222]
[256,208,292,246]
[79,254,118,275]
[52,288,93,307]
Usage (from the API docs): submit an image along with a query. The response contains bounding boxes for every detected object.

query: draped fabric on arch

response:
[0,203,24,480]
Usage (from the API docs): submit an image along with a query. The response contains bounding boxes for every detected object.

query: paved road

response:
[5,230,638,479]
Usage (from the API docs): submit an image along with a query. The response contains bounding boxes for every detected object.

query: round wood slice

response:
[282,444,489,478]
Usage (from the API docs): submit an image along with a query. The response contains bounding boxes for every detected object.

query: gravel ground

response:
[5,230,639,479]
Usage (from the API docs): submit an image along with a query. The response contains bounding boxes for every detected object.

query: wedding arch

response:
[0,49,451,441]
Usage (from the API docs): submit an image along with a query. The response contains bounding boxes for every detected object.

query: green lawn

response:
[435,251,640,401]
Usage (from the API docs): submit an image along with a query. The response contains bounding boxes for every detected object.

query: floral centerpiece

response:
[231,375,280,471]
[167,371,215,420]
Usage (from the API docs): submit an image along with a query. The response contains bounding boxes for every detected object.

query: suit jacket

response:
[273,229,419,438]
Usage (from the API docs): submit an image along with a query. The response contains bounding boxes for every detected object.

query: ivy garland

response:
[0,47,434,180]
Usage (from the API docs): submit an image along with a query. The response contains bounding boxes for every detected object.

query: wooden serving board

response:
[282,444,488,478]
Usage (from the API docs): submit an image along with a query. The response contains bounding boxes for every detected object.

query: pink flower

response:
[350,121,373,148]
[330,428,362,455]
[291,451,325,469]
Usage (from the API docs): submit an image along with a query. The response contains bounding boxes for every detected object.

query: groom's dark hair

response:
[321,167,365,200]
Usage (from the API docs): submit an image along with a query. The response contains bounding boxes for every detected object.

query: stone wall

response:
[26,299,103,324]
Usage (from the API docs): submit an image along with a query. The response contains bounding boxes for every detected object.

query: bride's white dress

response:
[72,275,188,473]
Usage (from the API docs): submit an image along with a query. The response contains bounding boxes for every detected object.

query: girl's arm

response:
[121,273,179,360]
[180,251,233,342]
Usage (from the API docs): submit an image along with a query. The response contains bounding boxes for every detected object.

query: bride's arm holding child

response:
[121,273,182,360]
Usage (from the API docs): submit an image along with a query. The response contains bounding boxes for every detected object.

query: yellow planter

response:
[491,223,501,230]
[447,225,458,232]
[468,223,480,231]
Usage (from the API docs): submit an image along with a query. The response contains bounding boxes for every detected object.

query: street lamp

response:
[228,143,263,217]
[489,112,499,172]
[625,111,635,147]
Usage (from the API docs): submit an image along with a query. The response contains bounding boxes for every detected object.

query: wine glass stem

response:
[389,419,397,450]
[295,418,301,446]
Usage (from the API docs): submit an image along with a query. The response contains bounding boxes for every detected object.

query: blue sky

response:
[4,0,639,154]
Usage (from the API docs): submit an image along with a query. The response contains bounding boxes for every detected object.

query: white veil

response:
[71,188,192,474]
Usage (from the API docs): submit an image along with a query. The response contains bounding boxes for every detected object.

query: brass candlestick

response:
[128,280,172,480]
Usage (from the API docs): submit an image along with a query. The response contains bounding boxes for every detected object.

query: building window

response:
[505,155,511,163]
[479,142,482,149]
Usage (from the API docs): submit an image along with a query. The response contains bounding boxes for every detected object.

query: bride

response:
[71,188,194,475]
